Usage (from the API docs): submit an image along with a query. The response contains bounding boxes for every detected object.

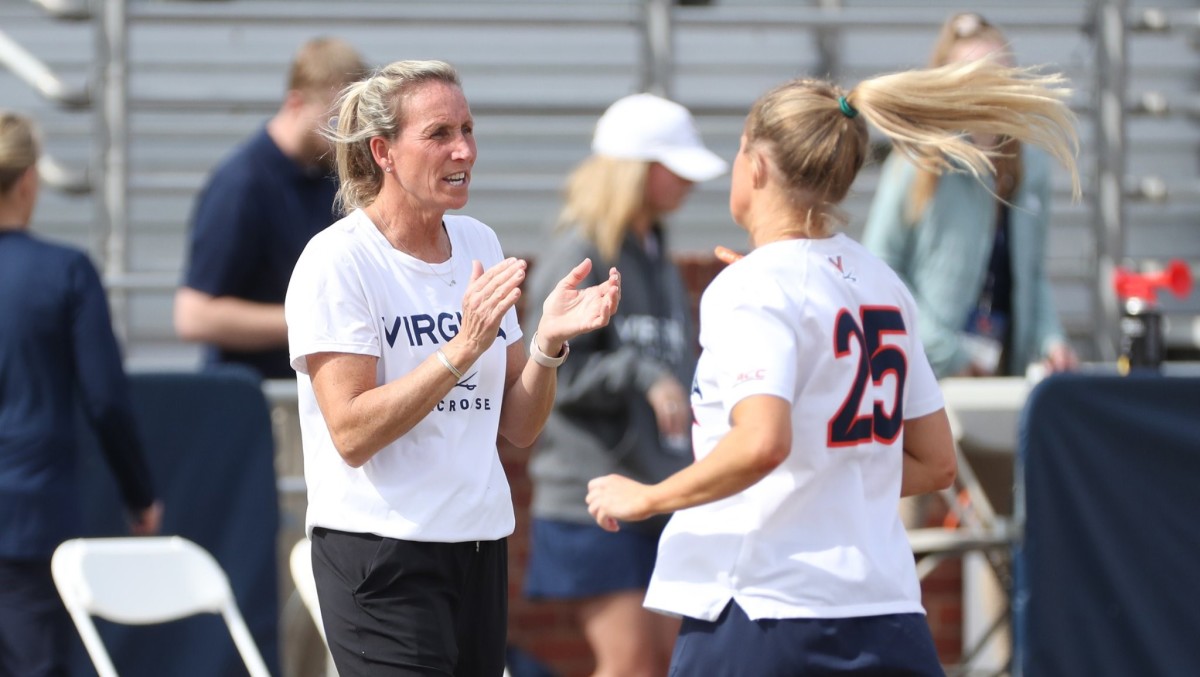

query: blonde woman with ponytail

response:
[586,50,1079,674]
[1,112,160,676]
[284,60,620,676]
[864,13,1080,378]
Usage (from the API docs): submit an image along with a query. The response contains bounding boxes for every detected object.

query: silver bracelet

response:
[435,349,464,380]
[530,332,569,368]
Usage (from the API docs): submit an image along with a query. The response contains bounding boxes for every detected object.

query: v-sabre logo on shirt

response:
[454,371,479,391]
[438,368,491,413]
[382,312,506,348]
[828,255,857,282]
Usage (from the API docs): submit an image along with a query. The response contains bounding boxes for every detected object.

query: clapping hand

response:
[457,258,528,357]
[535,258,621,348]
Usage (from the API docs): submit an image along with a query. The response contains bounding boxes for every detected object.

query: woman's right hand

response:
[452,258,527,359]
[534,258,621,350]
[647,375,690,438]
[129,500,163,536]
[714,245,744,264]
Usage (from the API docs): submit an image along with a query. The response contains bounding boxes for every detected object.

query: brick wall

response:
[505,255,964,676]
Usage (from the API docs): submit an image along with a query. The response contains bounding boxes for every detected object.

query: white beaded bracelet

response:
[435,349,464,380]
[530,333,569,368]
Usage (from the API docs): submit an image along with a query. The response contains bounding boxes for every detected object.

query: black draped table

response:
[1015,370,1200,676]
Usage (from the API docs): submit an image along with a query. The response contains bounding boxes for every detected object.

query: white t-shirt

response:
[285,210,521,542]
[644,234,944,621]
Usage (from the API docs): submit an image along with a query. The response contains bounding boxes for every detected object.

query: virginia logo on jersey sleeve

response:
[828,255,857,283]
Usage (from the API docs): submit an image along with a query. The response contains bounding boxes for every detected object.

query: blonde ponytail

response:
[851,58,1079,200]
[0,112,39,194]
[747,58,1080,237]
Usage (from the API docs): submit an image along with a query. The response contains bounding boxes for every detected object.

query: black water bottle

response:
[1118,296,1163,374]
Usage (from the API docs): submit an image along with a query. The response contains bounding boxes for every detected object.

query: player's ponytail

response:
[0,111,38,194]
[744,59,1079,237]
[850,58,1079,199]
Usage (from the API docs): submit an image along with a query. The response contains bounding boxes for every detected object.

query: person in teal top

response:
[862,12,1079,378]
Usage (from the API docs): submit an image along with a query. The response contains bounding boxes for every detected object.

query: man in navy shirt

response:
[174,37,368,380]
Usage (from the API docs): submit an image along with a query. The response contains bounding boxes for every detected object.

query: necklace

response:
[372,210,456,287]
[401,225,456,287]
[423,251,457,287]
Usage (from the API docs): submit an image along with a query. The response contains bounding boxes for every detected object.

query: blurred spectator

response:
[0,111,161,677]
[174,37,367,379]
[862,12,1079,378]
[522,93,727,677]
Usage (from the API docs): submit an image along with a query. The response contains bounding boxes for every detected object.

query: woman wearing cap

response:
[522,93,726,677]
[862,12,1079,378]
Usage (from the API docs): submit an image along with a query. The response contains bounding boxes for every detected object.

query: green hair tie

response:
[838,96,858,119]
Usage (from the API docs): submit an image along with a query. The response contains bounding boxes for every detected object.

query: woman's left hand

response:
[536,258,621,349]
[1043,342,1079,373]
[586,474,653,532]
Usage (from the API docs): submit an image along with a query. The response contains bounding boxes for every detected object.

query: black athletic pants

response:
[311,527,508,677]
[0,559,70,677]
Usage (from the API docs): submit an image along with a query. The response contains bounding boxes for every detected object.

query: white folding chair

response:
[290,538,341,676]
[51,536,270,677]
[290,538,326,645]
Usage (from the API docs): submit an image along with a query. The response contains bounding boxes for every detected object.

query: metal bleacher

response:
[3,0,1199,372]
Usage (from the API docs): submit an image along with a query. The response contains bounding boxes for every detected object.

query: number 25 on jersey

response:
[827,306,907,447]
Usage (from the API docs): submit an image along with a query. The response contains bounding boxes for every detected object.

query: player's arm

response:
[899,408,956,497]
[173,286,287,351]
[587,394,790,530]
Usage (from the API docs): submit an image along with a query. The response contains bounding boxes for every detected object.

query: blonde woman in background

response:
[522,93,726,677]
[586,55,1078,675]
[862,12,1079,378]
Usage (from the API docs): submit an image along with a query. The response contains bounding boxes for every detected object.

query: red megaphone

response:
[1113,259,1192,302]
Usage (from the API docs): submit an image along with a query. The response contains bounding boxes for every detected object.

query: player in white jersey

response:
[286,61,620,677]
[586,59,1080,675]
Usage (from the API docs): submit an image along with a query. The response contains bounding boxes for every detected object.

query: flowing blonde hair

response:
[908,12,1022,222]
[326,60,461,214]
[0,111,38,194]
[745,58,1078,237]
[557,155,650,263]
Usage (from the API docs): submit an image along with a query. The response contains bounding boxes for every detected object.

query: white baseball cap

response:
[591,93,729,182]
